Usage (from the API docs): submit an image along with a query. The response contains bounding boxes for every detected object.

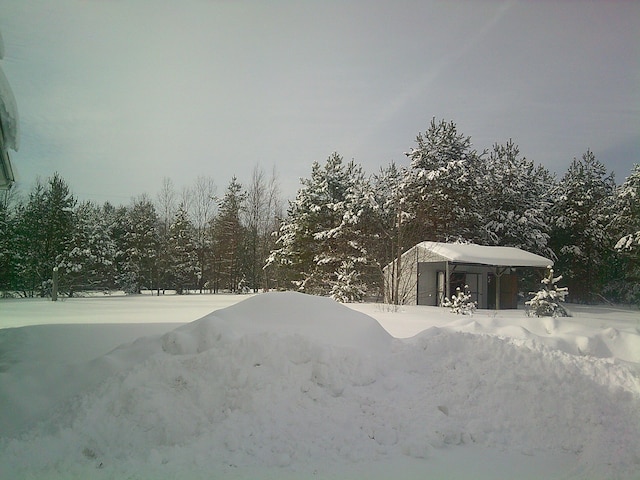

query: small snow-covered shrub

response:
[442,285,476,315]
[330,262,367,303]
[525,267,570,317]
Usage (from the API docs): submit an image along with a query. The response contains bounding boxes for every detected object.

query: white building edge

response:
[0,30,19,191]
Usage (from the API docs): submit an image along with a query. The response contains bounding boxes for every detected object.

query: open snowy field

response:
[1,292,639,479]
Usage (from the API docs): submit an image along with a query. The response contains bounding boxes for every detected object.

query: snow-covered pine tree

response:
[267,153,373,301]
[473,140,555,258]
[167,204,200,294]
[61,201,117,294]
[442,285,477,315]
[613,164,640,253]
[549,150,616,303]
[13,174,75,297]
[608,164,640,304]
[117,195,160,294]
[0,188,19,294]
[403,118,484,244]
[210,177,246,292]
[525,267,569,317]
[329,260,367,303]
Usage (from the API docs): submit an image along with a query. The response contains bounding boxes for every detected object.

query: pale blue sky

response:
[1,0,638,203]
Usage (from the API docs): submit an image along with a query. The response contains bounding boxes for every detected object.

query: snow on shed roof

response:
[414,242,553,267]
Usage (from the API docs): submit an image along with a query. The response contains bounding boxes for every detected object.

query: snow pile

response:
[1,292,639,479]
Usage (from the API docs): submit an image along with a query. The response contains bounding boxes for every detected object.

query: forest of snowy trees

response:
[0,166,283,298]
[1,119,639,305]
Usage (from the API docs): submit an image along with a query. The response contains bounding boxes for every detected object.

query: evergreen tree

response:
[322,157,375,302]
[109,204,130,291]
[474,140,554,257]
[0,188,20,293]
[613,164,640,252]
[62,200,117,294]
[550,150,616,302]
[117,195,159,293]
[13,174,75,297]
[167,203,199,294]
[211,177,246,292]
[330,260,366,303]
[608,164,640,304]
[403,118,484,243]
[525,267,569,317]
[442,285,477,315]
[268,153,374,300]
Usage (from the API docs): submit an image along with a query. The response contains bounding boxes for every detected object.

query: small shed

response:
[384,242,553,309]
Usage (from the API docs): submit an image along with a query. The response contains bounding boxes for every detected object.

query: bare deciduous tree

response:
[244,164,282,291]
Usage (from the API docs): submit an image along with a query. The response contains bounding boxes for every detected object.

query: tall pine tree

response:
[0,188,19,293]
[13,174,75,296]
[550,150,616,302]
[211,177,246,292]
[117,195,159,294]
[403,118,483,244]
[268,153,374,300]
[609,164,640,304]
[167,203,199,294]
[473,140,554,257]
[62,200,117,294]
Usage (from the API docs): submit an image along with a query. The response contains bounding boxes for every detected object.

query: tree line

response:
[1,119,638,304]
[0,166,283,297]
[268,119,639,305]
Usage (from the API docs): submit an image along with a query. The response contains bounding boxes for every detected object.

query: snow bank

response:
[356,302,640,365]
[1,293,639,479]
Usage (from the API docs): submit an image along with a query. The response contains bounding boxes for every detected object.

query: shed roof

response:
[412,241,553,268]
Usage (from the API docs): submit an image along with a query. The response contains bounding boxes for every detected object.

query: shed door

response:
[488,273,518,309]
[417,262,437,306]
[500,274,519,309]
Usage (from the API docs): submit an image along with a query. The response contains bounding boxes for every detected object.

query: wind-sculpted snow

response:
[441,313,640,365]
[0,293,638,479]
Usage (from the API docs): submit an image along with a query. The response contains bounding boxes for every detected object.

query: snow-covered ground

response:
[0,292,638,479]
